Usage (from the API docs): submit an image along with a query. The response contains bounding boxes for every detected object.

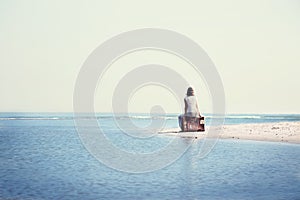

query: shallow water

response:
[1,113,300,199]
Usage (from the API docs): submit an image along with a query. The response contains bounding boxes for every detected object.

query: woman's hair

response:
[187,87,194,96]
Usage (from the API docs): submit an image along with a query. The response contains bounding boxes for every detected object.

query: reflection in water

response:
[178,138,198,199]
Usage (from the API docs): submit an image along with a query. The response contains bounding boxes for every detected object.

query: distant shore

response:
[158,121,300,144]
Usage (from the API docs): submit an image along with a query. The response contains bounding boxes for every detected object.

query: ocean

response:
[0,113,300,199]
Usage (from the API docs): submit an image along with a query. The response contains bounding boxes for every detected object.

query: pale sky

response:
[0,0,300,114]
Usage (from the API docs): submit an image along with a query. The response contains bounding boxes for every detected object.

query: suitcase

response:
[182,116,205,132]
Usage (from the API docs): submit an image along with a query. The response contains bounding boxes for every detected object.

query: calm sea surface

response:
[1,113,300,199]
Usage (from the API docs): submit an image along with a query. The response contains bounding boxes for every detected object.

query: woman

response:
[178,87,201,130]
[184,87,200,117]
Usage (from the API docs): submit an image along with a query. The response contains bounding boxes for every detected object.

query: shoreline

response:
[158,121,300,144]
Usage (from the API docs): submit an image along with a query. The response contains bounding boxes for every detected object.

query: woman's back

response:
[184,95,198,114]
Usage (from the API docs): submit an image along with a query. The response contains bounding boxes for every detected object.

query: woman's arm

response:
[196,101,200,116]
[184,99,188,114]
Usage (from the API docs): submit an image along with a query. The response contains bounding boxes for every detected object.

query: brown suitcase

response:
[182,116,205,132]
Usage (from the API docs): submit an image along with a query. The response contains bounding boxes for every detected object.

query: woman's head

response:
[187,87,194,96]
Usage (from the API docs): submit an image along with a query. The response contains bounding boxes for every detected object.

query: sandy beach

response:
[159,121,300,144]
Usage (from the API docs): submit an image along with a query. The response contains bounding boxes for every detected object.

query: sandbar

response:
[158,121,300,144]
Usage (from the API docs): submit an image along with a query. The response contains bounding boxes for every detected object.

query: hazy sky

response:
[1,0,299,113]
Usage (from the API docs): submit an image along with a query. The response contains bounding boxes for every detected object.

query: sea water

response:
[0,113,300,199]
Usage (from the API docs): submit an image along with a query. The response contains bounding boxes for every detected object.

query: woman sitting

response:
[178,87,202,131]
[184,87,200,117]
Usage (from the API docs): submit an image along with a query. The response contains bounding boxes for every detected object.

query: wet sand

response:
[158,121,300,144]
